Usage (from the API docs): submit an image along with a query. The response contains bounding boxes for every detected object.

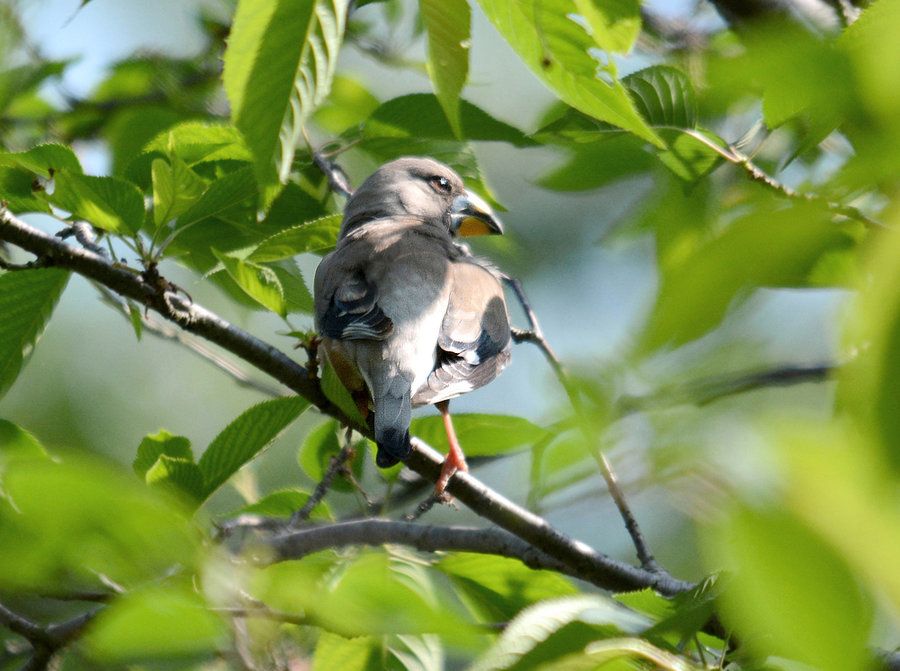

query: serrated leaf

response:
[0,268,69,399]
[0,143,83,178]
[249,213,342,262]
[625,66,696,128]
[223,0,350,191]
[421,0,470,137]
[197,396,309,499]
[213,249,288,317]
[143,121,253,166]
[133,429,193,478]
[409,414,545,457]
[145,455,205,502]
[175,166,257,231]
[82,585,226,664]
[471,595,651,671]
[477,0,660,147]
[151,156,207,227]
[273,262,315,314]
[47,170,145,234]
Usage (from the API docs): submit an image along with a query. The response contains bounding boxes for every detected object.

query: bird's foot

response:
[434,449,468,499]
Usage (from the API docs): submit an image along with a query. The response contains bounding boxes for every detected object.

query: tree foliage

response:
[1,0,898,669]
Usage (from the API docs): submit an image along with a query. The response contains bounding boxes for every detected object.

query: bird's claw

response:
[434,450,468,499]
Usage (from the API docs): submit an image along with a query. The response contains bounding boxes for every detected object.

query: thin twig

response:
[289,435,356,527]
[0,601,99,668]
[404,492,448,521]
[503,274,662,573]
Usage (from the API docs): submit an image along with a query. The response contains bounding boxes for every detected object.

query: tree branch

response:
[0,208,685,597]
[267,518,691,594]
[0,601,99,669]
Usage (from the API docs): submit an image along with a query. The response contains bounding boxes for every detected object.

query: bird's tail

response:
[372,375,412,468]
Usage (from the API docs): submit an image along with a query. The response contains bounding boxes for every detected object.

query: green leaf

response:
[573,0,641,54]
[213,249,287,317]
[0,143,82,178]
[0,456,200,590]
[249,213,342,262]
[143,121,253,166]
[625,66,697,129]
[298,420,364,493]
[421,0,470,137]
[0,166,52,213]
[313,75,380,134]
[197,396,310,500]
[47,171,145,234]
[230,488,331,519]
[175,166,257,231]
[0,268,69,399]
[127,302,143,341]
[151,156,207,228]
[313,632,380,671]
[538,136,654,191]
[551,638,701,671]
[640,202,855,351]
[0,419,47,463]
[261,181,329,232]
[470,595,651,671]
[437,553,576,622]
[477,0,660,146]
[82,585,226,664]
[361,94,535,147]
[705,505,872,671]
[409,414,545,457]
[133,429,193,478]
[103,105,182,176]
[0,61,67,115]
[223,0,349,189]
[145,455,205,502]
[272,261,315,314]
[321,356,367,426]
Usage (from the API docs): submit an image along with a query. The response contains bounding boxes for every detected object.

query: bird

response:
[313,157,511,495]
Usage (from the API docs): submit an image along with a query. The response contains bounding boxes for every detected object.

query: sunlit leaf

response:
[230,487,331,520]
[223,0,349,191]
[0,166,52,213]
[0,143,82,178]
[47,170,145,234]
[197,396,310,500]
[421,0,470,137]
[151,156,207,228]
[145,454,205,502]
[213,249,287,317]
[313,632,380,671]
[313,74,380,134]
[572,0,641,55]
[133,429,193,478]
[250,214,342,262]
[298,420,365,493]
[0,419,47,464]
[0,268,69,399]
[321,356,367,426]
[175,166,257,231]
[477,0,660,146]
[83,585,226,664]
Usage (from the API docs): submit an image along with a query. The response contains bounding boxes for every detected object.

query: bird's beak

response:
[450,190,504,237]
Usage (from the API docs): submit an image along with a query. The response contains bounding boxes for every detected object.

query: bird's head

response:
[341,157,503,238]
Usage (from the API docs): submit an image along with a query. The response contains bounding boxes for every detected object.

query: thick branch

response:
[268,518,690,594]
[0,209,685,597]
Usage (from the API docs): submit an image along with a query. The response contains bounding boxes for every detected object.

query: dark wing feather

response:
[315,253,393,341]
[412,261,511,406]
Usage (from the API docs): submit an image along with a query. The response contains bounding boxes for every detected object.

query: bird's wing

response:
[412,260,511,406]
[314,247,393,341]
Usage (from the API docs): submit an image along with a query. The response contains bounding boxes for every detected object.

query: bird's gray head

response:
[340,157,503,239]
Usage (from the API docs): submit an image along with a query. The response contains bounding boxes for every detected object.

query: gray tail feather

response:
[373,378,412,468]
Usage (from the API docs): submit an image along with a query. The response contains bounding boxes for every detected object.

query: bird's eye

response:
[429,175,452,194]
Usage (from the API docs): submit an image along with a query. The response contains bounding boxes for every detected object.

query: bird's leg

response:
[435,400,468,497]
